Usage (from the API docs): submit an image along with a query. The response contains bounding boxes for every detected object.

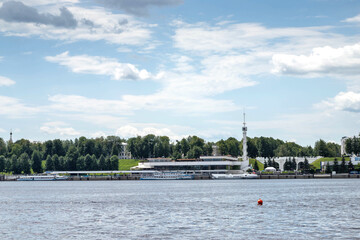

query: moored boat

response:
[140,171,194,180]
[17,175,68,181]
[211,173,258,179]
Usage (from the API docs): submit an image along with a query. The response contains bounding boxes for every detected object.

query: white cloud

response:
[0,76,15,86]
[343,14,360,23]
[46,51,152,80]
[0,95,41,118]
[272,43,360,77]
[317,91,360,113]
[0,0,80,6]
[97,0,183,17]
[0,4,153,46]
[173,22,340,54]
[0,1,77,28]
[40,121,80,136]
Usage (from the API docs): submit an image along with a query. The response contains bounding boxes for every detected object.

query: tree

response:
[0,138,6,156]
[31,150,42,173]
[292,157,297,171]
[284,159,290,171]
[303,158,310,173]
[263,160,268,169]
[171,151,182,160]
[19,153,31,174]
[105,157,111,170]
[77,156,85,171]
[353,137,360,155]
[339,156,347,173]
[11,155,21,174]
[0,155,5,172]
[66,146,79,171]
[326,142,341,157]
[85,154,93,170]
[253,160,259,171]
[59,156,66,171]
[217,139,227,155]
[52,154,60,171]
[110,155,119,170]
[333,158,339,173]
[43,140,53,159]
[98,155,106,170]
[225,137,240,157]
[247,138,258,158]
[314,139,331,157]
[348,159,354,173]
[45,155,54,171]
[111,143,119,156]
[5,157,12,173]
[187,146,203,159]
[53,139,66,156]
[204,142,213,156]
[325,162,332,174]
[91,155,98,170]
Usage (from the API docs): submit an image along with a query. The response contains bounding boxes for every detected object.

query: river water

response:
[1,179,360,239]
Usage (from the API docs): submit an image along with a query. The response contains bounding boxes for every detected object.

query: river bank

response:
[1,173,360,181]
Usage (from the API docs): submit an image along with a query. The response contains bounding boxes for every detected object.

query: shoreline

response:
[1,173,360,181]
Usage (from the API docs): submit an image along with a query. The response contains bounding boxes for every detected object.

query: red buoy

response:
[257,198,263,205]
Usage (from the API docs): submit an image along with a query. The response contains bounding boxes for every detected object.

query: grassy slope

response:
[249,158,264,171]
[311,157,350,169]
[118,159,140,171]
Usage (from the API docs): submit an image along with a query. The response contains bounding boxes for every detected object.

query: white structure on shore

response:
[341,136,349,156]
[119,143,131,159]
[131,156,241,174]
[256,156,321,171]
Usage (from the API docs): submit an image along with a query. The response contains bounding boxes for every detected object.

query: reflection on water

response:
[1,179,360,239]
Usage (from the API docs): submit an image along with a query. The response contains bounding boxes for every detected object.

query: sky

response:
[0,0,360,146]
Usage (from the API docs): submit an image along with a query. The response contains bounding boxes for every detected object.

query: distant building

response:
[131,155,241,174]
[119,143,131,159]
[212,145,220,156]
[9,129,13,144]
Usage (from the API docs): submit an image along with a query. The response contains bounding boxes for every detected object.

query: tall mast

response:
[242,112,248,163]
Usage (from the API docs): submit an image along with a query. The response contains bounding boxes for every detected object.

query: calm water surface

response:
[1,179,360,239]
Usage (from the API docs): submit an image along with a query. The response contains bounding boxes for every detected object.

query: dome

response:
[264,167,276,172]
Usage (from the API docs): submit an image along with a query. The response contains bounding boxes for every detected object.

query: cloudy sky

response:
[0,0,359,146]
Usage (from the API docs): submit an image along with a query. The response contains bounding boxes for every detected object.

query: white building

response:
[119,142,131,159]
[131,156,242,174]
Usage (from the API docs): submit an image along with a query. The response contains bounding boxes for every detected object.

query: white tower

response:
[242,113,248,165]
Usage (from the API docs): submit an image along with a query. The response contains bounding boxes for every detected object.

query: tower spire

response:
[242,112,248,165]
[9,129,13,143]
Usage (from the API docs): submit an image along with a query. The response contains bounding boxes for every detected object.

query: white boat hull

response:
[140,172,194,180]
[17,175,68,181]
[211,173,258,179]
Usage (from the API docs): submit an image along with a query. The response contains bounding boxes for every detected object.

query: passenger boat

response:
[211,173,258,179]
[140,171,194,180]
[17,175,68,181]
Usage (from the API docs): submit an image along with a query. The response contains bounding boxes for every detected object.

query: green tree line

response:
[0,134,341,174]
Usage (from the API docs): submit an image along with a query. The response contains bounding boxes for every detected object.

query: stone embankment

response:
[1,174,359,181]
[259,173,360,179]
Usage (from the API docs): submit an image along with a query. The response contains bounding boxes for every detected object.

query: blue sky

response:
[0,0,360,146]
